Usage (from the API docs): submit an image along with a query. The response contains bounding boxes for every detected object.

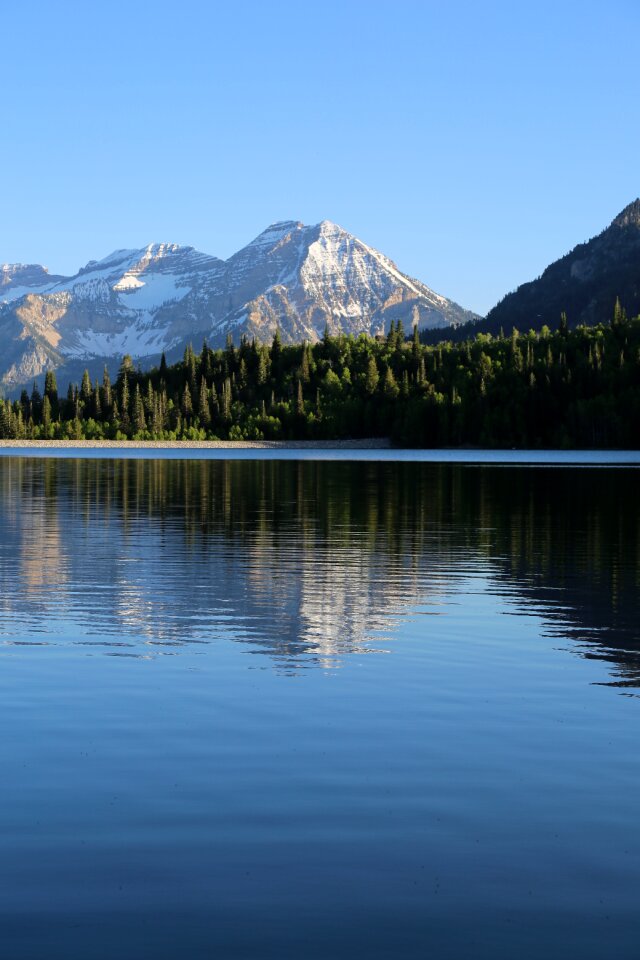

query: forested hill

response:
[424,199,640,345]
[0,311,639,448]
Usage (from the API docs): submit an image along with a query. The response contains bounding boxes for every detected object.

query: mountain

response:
[480,199,640,336]
[0,221,478,393]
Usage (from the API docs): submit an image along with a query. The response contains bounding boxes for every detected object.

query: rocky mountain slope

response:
[0,220,478,393]
[482,199,640,335]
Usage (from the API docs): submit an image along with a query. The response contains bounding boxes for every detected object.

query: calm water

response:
[0,457,638,959]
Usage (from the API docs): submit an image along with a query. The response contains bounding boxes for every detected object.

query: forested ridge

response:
[1,305,639,447]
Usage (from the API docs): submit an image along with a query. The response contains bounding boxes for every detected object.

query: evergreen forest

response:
[1,304,639,447]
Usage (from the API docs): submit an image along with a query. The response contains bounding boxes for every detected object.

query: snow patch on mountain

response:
[115,273,192,309]
[63,325,179,360]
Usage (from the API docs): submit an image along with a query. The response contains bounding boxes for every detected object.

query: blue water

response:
[0,446,639,463]
[0,457,638,959]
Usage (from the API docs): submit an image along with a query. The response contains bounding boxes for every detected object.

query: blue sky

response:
[1,0,638,315]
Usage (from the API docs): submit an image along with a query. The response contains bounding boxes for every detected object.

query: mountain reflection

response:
[0,457,637,683]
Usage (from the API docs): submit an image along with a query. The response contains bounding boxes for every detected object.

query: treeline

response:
[1,306,639,447]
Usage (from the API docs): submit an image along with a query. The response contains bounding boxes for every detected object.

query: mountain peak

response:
[248,221,304,248]
[611,199,640,229]
[1,262,50,282]
[141,242,183,259]
[316,219,347,238]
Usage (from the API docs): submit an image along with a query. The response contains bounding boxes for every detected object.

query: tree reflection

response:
[0,457,637,683]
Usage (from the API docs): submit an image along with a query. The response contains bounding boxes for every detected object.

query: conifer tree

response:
[271,329,282,372]
[198,377,210,426]
[181,383,193,421]
[80,371,92,412]
[383,366,399,400]
[20,389,31,422]
[102,366,112,411]
[222,378,232,419]
[31,382,42,423]
[44,371,58,419]
[42,395,51,434]
[120,374,130,428]
[257,349,268,386]
[118,355,134,383]
[133,384,146,433]
[365,356,379,394]
[612,298,624,328]
[300,344,311,382]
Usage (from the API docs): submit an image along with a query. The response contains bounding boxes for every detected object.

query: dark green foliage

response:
[2,307,640,446]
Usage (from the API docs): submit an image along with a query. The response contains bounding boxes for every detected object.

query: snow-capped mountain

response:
[0,220,479,392]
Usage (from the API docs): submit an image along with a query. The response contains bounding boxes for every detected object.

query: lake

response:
[0,455,638,959]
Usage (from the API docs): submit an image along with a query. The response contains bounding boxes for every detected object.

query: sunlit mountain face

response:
[0,222,479,394]
[0,457,636,684]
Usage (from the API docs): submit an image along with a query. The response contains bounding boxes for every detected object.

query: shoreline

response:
[0,438,392,450]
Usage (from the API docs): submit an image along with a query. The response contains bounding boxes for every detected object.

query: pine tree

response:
[102,366,112,411]
[152,395,163,435]
[257,349,268,386]
[300,344,311,382]
[198,376,210,426]
[201,340,212,379]
[42,395,52,434]
[44,370,58,418]
[365,356,379,394]
[222,378,232,419]
[80,370,92,402]
[118,355,134,383]
[31,382,42,424]
[383,366,399,400]
[612,297,624,328]
[182,383,193,420]
[120,374,130,427]
[20,389,31,422]
[271,329,282,371]
[133,384,146,433]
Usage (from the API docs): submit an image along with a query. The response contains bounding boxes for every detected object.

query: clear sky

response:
[1,0,638,315]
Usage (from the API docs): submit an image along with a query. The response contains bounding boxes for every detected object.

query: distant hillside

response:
[485,199,640,333]
[421,200,640,345]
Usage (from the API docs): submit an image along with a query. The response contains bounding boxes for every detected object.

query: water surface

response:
[0,458,638,959]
